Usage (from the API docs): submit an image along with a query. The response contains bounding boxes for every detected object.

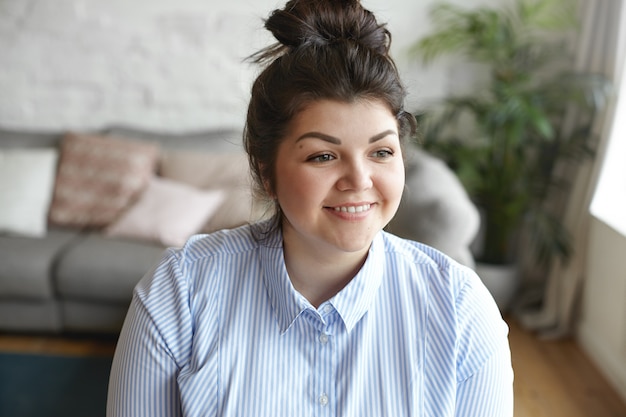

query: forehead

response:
[287,99,398,137]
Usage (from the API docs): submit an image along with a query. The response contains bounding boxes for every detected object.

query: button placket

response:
[312,311,335,414]
[316,329,332,410]
[322,304,333,315]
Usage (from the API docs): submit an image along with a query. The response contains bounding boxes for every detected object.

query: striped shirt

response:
[107,222,513,417]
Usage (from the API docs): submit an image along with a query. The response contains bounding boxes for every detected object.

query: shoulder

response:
[138,223,267,300]
[380,232,508,380]
[379,230,499,330]
[155,222,277,281]
[380,230,451,263]
[379,230,474,287]
[177,223,262,263]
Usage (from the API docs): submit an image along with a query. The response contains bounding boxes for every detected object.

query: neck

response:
[282,238,369,309]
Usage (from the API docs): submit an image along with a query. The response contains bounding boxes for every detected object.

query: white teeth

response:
[333,204,371,213]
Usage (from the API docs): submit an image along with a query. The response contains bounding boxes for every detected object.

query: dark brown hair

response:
[245,0,416,214]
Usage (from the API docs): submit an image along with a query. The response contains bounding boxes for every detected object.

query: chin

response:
[330,232,377,253]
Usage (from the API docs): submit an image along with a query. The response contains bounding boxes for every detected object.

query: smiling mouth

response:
[331,204,372,213]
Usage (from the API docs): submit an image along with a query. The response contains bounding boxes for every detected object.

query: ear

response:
[263,178,276,199]
[259,164,275,198]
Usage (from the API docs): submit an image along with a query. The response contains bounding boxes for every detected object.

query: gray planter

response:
[475,262,520,313]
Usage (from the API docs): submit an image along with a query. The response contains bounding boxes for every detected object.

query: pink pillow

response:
[160,150,266,232]
[49,133,160,228]
[105,177,225,247]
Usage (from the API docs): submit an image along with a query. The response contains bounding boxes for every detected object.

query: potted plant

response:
[410,0,610,307]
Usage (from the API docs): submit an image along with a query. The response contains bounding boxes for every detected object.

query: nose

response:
[336,159,373,191]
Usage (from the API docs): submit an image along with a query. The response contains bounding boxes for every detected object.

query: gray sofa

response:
[0,126,479,334]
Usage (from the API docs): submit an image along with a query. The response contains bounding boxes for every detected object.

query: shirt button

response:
[322,304,333,314]
[319,333,329,344]
[319,393,329,406]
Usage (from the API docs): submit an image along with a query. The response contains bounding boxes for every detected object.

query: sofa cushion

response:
[0,228,81,300]
[0,300,63,332]
[48,132,160,228]
[0,298,63,333]
[55,233,164,303]
[105,177,225,247]
[61,300,131,333]
[387,147,480,267]
[0,148,58,237]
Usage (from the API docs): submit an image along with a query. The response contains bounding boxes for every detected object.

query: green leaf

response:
[410,0,611,265]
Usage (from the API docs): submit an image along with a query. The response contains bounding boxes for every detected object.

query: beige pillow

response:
[201,187,266,233]
[160,150,265,231]
[159,150,250,188]
[105,177,225,247]
[48,132,160,228]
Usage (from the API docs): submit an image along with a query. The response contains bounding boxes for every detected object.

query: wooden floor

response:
[0,331,117,356]
[1,318,625,416]
[509,318,626,417]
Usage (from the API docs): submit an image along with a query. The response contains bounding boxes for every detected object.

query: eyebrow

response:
[295,129,397,144]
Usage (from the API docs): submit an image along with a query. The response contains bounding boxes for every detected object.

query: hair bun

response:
[264,0,390,56]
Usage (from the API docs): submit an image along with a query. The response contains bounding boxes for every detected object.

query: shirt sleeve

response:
[107,250,194,417]
[454,269,514,417]
[455,343,514,416]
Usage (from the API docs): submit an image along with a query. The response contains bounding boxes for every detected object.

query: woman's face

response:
[273,99,405,258]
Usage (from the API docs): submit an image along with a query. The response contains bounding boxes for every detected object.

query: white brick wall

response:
[0,0,490,132]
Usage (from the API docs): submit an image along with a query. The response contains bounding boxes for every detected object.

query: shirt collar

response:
[259,227,384,334]
[259,227,310,334]
[329,232,384,332]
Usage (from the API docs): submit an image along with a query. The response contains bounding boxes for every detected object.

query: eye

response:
[308,153,335,163]
[371,149,394,159]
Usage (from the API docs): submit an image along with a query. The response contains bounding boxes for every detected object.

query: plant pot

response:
[475,262,520,313]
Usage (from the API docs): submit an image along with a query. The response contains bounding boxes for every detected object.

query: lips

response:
[331,204,371,213]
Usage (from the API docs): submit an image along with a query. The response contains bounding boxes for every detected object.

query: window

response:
[590,8,626,236]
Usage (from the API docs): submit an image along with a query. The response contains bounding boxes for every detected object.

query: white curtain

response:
[516,0,624,337]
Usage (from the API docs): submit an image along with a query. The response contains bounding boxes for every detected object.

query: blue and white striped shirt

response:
[107,223,513,416]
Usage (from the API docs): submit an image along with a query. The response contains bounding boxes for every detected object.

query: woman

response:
[107,1,513,416]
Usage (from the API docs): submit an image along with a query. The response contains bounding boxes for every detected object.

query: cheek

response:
[275,164,325,206]
[380,164,405,204]
[296,175,329,202]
